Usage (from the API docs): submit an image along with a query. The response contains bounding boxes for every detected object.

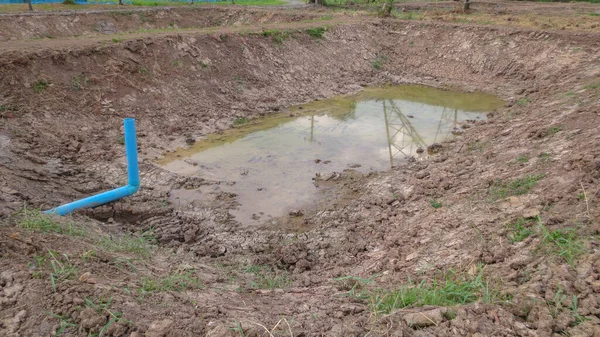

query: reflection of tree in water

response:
[382,100,458,167]
[306,101,357,143]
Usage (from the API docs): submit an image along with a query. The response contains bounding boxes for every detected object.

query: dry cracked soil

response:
[1,2,600,336]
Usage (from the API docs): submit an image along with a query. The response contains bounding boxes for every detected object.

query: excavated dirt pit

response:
[2,4,600,337]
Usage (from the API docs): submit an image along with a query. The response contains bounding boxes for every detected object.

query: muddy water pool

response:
[158,85,503,224]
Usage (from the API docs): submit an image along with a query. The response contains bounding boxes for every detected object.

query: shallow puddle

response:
[158,85,503,224]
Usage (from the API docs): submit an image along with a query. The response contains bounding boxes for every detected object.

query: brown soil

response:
[2,3,600,337]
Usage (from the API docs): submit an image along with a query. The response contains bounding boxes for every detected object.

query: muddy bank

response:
[2,9,600,336]
[0,6,324,42]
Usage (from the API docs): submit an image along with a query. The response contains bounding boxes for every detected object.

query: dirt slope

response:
[1,5,600,337]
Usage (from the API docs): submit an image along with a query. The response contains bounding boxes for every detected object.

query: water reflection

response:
[159,85,503,224]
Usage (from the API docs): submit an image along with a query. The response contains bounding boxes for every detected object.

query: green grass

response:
[305,27,327,39]
[233,117,249,126]
[370,266,504,314]
[547,125,562,136]
[516,155,529,163]
[516,97,531,106]
[585,82,600,89]
[507,218,534,243]
[70,74,89,91]
[30,251,79,292]
[488,174,544,201]
[17,208,88,237]
[138,272,202,296]
[371,54,388,70]
[538,216,584,267]
[244,265,291,289]
[112,38,122,43]
[34,79,49,93]
[47,312,77,337]
[262,29,291,44]
[539,152,551,161]
[98,231,155,259]
[430,199,442,209]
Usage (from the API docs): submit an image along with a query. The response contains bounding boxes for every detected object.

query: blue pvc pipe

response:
[45,118,140,216]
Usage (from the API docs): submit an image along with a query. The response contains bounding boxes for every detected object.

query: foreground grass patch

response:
[17,208,88,237]
[98,231,156,259]
[138,271,202,296]
[244,265,291,289]
[488,174,544,201]
[537,217,585,267]
[370,266,505,314]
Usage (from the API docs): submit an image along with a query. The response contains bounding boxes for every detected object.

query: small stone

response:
[405,252,418,261]
[402,308,445,328]
[591,281,600,293]
[509,196,522,207]
[289,210,304,217]
[146,319,174,337]
[522,207,540,218]
[415,171,429,179]
[78,272,91,282]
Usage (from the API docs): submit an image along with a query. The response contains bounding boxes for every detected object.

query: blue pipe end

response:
[44,118,140,216]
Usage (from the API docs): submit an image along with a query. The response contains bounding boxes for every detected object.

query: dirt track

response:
[1,3,600,337]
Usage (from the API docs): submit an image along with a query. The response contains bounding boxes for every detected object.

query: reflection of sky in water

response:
[163,99,488,223]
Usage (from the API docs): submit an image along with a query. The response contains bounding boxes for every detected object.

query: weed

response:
[539,152,552,161]
[47,312,77,336]
[81,249,96,262]
[112,38,122,43]
[570,295,589,326]
[547,125,562,136]
[62,0,75,4]
[430,199,443,209]
[99,231,155,259]
[320,15,333,20]
[467,140,490,153]
[244,265,291,289]
[262,29,291,44]
[116,136,125,145]
[305,26,326,39]
[334,274,378,300]
[370,265,504,314]
[372,54,388,70]
[488,174,544,201]
[516,97,531,106]
[138,271,202,296]
[45,251,78,292]
[585,82,600,89]
[409,41,415,47]
[34,79,49,93]
[70,74,89,91]
[229,321,246,336]
[507,218,534,243]
[17,208,87,237]
[138,67,150,76]
[110,257,138,272]
[442,309,457,320]
[199,61,209,68]
[171,59,183,68]
[538,216,585,267]
[84,297,131,335]
[516,155,529,163]
[233,117,249,126]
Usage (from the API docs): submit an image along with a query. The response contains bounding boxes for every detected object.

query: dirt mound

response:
[2,5,600,336]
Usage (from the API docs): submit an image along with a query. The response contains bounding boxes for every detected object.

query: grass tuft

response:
[507,218,534,243]
[138,271,202,296]
[34,79,49,93]
[488,174,544,201]
[17,208,87,237]
[430,199,443,209]
[99,230,155,259]
[537,216,584,267]
[370,265,505,314]
[244,265,291,289]
[233,117,249,126]
[305,27,326,39]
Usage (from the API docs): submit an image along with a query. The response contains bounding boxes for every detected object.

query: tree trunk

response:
[27,0,33,11]
[463,0,470,11]
[119,0,123,5]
